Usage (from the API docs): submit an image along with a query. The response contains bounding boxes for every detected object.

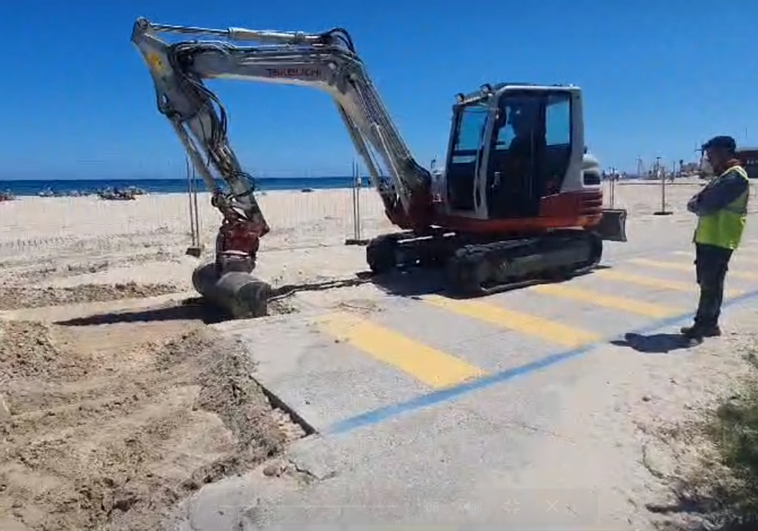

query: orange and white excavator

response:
[131,17,627,318]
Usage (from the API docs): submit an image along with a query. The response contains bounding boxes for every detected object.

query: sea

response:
[0,176,371,197]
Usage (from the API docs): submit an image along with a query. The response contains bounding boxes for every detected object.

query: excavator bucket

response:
[192,262,272,319]
[595,208,628,242]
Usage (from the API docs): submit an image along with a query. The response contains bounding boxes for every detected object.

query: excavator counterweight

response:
[130,18,628,317]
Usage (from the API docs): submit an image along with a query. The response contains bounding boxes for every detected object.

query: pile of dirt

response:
[0,282,180,311]
[0,321,90,381]
[0,320,304,531]
[4,250,180,285]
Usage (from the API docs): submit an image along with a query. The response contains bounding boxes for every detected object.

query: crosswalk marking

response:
[627,258,699,272]
[422,294,600,348]
[670,251,694,259]
[317,311,486,388]
[593,269,746,297]
[314,250,758,387]
[629,258,758,281]
[529,283,680,318]
[594,269,696,292]
[672,250,758,266]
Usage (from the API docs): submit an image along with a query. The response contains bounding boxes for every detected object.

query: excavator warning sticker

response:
[146,53,164,73]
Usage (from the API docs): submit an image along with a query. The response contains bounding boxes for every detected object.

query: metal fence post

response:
[345,160,369,245]
[355,162,362,240]
[653,157,672,216]
[185,156,204,256]
[608,174,616,208]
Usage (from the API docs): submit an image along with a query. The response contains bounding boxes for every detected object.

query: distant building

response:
[680,161,700,174]
[736,147,758,179]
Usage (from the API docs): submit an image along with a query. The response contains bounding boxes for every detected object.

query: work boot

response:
[680,324,721,339]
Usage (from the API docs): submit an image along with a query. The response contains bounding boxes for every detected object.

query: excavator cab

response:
[442,84,602,221]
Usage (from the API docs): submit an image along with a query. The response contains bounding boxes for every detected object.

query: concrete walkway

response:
[169,229,758,530]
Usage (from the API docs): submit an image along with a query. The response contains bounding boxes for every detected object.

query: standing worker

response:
[681,135,750,343]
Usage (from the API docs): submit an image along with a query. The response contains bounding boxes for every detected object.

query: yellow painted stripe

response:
[629,258,758,281]
[732,255,758,266]
[423,294,599,348]
[670,251,693,258]
[316,312,485,388]
[672,249,758,264]
[593,269,746,297]
[529,283,679,318]
[594,269,696,292]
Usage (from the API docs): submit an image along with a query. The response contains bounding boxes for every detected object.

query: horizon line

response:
[0,175,363,182]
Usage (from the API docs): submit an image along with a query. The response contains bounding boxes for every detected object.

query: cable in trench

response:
[266,273,374,302]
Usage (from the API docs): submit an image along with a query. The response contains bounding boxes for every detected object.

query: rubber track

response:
[446,230,602,296]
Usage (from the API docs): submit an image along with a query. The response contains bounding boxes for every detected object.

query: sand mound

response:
[0,282,180,311]
[0,321,304,531]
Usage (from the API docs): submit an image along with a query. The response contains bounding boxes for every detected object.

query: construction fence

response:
[603,176,758,215]
[137,183,392,254]
[7,174,757,263]
[167,175,758,255]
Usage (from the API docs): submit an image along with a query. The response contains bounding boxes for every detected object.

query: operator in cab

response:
[681,135,750,344]
[496,102,544,217]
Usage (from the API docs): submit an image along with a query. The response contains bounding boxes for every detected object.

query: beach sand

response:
[1,179,757,530]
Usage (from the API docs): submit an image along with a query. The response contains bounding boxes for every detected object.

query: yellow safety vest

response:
[694,165,750,249]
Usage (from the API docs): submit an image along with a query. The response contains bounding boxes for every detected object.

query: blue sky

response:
[1,0,754,179]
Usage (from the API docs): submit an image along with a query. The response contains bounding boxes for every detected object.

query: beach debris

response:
[35,185,146,199]
[0,190,15,202]
[96,186,143,201]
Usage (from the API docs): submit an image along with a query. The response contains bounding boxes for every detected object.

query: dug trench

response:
[0,287,315,531]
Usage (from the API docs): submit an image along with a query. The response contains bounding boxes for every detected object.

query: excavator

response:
[130,17,628,318]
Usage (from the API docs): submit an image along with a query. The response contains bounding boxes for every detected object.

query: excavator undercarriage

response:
[366,227,606,296]
[130,17,628,319]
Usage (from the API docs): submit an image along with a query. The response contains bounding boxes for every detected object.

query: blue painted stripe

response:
[326,288,758,435]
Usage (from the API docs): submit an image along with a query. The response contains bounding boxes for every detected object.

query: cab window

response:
[450,103,488,163]
[545,93,571,146]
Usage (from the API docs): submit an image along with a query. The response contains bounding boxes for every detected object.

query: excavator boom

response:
[130,16,437,317]
[131,17,431,224]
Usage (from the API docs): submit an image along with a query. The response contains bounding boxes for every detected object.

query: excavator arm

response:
[131,17,433,258]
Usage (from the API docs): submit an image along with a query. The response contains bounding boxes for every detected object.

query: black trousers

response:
[694,243,733,328]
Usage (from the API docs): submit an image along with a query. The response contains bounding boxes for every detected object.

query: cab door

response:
[484,92,543,219]
[483,89,575,219]
[444,102,489,212]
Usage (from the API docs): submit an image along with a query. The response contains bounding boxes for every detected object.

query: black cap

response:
[702,135,737,153]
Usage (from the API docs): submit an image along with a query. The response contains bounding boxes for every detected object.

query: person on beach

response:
[681,135,750,343]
